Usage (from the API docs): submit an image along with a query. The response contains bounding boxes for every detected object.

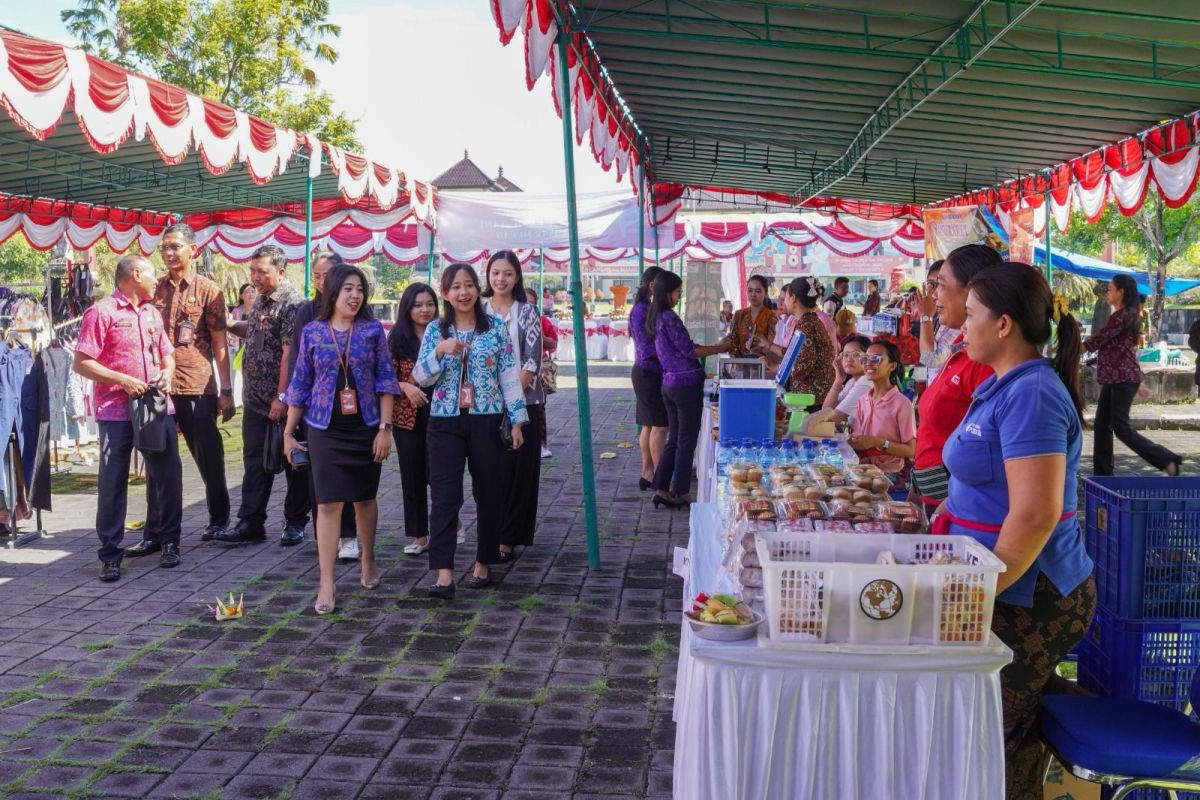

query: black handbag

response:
[263,420,286,474]
[128,387,169,454]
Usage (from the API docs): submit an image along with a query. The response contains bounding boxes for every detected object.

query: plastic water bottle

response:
[759,438,778,467]
[820,438,843,468]
[800,438,819,465]
[717,438,735,477]
[778,438,799,467]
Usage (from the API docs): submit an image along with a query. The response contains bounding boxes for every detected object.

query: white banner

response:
[433,189,675,252]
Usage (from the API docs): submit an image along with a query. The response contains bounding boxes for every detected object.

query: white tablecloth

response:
[606,319,634,362]
[696,402,717,503]
[585,318,609,359]
[555,321,575,362]
[674,504,1011,800]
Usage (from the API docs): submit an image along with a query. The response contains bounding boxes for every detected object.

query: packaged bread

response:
[853,521,894,534]
[940,582,987,643]
[776,499,829,522]
[736,499,777,522]
[813,519,854,532]
[826,499,875,523]
[777,517,815,533]
[876,501,925,533]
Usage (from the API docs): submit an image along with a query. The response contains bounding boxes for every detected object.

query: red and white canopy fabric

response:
[0,30,432,212]
[491,0,639,189]
[0,194,173,253]
[931,114,1200,232]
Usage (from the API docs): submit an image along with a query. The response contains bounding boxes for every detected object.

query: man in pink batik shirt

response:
[74,254,183,582]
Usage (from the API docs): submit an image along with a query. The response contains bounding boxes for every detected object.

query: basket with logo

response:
[754,532,1005,647]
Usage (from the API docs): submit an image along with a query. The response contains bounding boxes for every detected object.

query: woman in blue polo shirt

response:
[938,263,1095,800]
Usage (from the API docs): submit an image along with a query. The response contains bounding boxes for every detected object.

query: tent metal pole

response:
[637,146,646,274]
[303,173,314,297]
[1044,193,1052,282]
[539,249,546,313]
[556,29,601,571]
[426,230,436,285]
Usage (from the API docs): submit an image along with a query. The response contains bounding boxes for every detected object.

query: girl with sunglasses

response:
[849,340,916,481]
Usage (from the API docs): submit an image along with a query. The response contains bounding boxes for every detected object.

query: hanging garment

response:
[44,346,74,440]
[19,351,51,512]
[0,340,33,505]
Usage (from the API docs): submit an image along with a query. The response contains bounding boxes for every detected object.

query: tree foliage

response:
[61,0,360,149]
[1054,195,1200,338]
[0,239,50,286]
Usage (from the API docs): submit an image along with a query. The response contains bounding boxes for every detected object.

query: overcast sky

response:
[5,0,617,193]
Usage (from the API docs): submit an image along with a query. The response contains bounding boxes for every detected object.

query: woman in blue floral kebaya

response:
[414,263,527,600]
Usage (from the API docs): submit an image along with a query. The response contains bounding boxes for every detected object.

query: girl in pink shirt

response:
[850,340,916,478]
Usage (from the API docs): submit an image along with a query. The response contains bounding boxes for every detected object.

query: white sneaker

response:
[403,540,429,555]
[457,527,465,544]
[338,538,361,561]
[541,446,552,458]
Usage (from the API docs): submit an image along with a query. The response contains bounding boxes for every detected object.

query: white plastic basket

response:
[754,533,1006,647]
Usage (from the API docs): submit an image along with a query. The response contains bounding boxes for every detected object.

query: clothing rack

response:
[0,319,46,548]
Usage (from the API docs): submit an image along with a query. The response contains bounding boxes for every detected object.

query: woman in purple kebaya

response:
[629,266,668,491]
[645,271,724,509]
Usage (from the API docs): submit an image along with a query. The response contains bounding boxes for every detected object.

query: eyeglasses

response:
[840,352,865,362]
[864,354,886,365]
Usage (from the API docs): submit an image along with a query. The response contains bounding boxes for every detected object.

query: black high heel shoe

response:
[652,494,681,510]
[639,478,653,491]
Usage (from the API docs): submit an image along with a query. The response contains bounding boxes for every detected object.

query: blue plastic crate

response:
[1083,476,1200,620]
[1076,608,1200,712]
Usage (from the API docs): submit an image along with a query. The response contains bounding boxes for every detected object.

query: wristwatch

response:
[919,315,933,324]
[880,440,891,452]
[219,388,233,397]
[276,392,287,403]
[379,421,393,431]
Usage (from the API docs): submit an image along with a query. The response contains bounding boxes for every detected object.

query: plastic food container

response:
[686,610,766,642]
[754,533,1005,647]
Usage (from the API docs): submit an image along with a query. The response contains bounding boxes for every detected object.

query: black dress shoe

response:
[280,524,304,547]
[428,582,456,600]
[159,543,181,569]
[99,562,121,582]
[201,524,225,542]
[124,539,161,557]
[463,574,493,589]
[215,524,267,545]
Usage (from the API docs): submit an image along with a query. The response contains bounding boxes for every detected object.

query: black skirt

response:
[308,422,381,504]
[631,365,668,427]
[307,367,381,504]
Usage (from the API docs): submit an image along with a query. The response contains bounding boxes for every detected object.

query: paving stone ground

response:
[1,362,1198,799]
[0,363,688,800]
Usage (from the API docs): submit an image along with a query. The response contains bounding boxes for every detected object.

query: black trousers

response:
[97,418,182,563]
[1093,381,1180,475]
[172,394,230,529]
[392,405,430,539]
[237,408,310,531]
[426,412,507,570]
[500,404,541,548]
[653,382,704,497]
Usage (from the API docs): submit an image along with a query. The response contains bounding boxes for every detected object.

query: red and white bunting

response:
[932,115,1200,232]
[0,30,432,211]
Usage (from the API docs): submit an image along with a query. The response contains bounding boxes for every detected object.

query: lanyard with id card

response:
[330,323,358,415]
[458,332,476,409]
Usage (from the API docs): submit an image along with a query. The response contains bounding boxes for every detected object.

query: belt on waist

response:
[931,510,1076,535]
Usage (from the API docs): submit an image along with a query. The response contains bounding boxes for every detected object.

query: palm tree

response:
[60,0,130,66]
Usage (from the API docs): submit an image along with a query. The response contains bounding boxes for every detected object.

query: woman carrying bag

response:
[482,251,544,562]
[415,263,527,599]
[283,264,400,615]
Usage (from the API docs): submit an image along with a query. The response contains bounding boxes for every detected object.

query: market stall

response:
[675,505,1011,800]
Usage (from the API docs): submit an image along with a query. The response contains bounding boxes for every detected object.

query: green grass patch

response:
[515,594,547,615]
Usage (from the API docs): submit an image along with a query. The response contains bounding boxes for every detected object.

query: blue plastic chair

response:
[1040,669,1200,799]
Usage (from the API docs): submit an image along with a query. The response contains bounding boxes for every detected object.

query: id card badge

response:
[459,382,475,409]
[339,388,359,415]
[177,320,196,346]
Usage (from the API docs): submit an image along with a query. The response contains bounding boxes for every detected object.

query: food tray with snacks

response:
[754,533,1005,647]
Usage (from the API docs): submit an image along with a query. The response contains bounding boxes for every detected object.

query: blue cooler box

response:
[719,380,777,441]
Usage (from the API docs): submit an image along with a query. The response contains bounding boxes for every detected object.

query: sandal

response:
[314,599,336,615]
[403,540,429,556]
[361,572,381,590]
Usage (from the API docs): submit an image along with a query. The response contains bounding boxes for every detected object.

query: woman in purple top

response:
[1084,273,1181,476]
[283,264,401,615]
[629,266,668,491]
[646,271,723,508]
